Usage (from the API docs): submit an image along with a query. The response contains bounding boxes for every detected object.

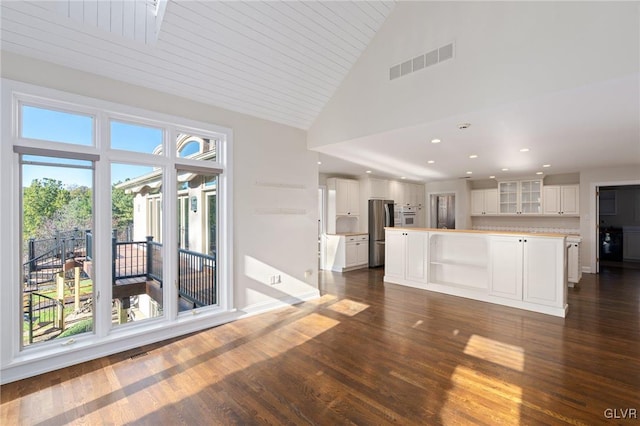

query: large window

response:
[111,163,164,326]
[20,155,94,346]
[1,81,232,380]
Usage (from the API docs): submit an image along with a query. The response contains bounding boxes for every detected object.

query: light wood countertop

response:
[387,227,570,238]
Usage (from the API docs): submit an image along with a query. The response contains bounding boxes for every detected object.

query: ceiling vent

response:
[390,42,455,81]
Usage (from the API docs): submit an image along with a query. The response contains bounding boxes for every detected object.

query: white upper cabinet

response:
[330,178,359,216]
[543,185,579,215]
[389,181,424,206]
[407,183,425,207]
[498,180,542,215]
[369,178,389,200]
[470,189,498,215]
[389,180,405,206]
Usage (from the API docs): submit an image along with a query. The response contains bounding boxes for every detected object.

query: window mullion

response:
[94,111,111,339]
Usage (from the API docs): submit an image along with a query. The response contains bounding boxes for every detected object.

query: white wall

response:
[579,166,640,273]
[1,51,319,314]
[308,2,638,148]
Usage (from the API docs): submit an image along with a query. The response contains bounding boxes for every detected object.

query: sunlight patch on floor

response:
[305,293,337,305]
[326,299,369,316]
[463,334,525,372]
[442,365,523,424]
[122,313,340,423]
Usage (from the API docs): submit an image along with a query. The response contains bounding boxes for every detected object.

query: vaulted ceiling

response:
[2,1,638,182]
[1,0,395,130]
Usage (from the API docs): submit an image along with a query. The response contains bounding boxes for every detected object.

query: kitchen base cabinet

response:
[523,237,565,308]
[384,229,428,288]
[323,234,368,272]
[384,228,568,317]
[567,237,581,286]
[489,235,566,313]
[489,236,523,300]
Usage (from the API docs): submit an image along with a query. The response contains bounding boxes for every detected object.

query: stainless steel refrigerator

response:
[429,194,455,229]
[369,199,394,267]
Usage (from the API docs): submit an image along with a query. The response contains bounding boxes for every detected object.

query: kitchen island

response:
[384,227,568,317]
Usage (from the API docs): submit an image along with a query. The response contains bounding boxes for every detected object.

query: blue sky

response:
[21,106,163,187]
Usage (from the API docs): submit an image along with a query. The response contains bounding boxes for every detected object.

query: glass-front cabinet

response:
[498,181,518,214]
[498,180,542,215]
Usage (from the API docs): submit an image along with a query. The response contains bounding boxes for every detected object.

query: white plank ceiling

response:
[1,0,395,129]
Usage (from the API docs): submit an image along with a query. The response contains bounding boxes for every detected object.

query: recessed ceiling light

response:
[536,171,544,175]
[431,138,441,144]
[489,175,496,179]
[520,148,530,152]
[317,161,322,165]
[543,164,551,168]
[401,176,406,180]
[365,170,372,174]
[466,171,473,174]
[427,160,435,164]
[469,154,478,159]
[501,168,509,171]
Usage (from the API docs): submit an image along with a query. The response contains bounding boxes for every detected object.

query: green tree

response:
[22,178,70,239]
[112,184,134,233]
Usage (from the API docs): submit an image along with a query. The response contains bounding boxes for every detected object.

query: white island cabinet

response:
[384,228,568,317]
[384,229,428,288]
[489,235,567,314]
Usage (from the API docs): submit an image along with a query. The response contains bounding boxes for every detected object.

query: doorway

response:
[596,184,640,272]
[318,186,326,266]
[429,193,456,229]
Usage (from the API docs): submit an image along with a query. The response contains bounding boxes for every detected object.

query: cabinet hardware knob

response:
[519,239,522,242]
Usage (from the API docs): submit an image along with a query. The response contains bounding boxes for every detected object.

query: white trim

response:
[238,290,321,318]
[13,145,100,161]
[1,78,235,383]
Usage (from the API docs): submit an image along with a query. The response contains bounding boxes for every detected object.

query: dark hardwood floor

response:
[2,266,639,425]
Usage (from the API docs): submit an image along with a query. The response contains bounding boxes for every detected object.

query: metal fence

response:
[178,249,216,307]
[24,292,64,344]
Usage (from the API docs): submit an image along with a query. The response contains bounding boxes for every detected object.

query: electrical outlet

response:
[269,274,281,285]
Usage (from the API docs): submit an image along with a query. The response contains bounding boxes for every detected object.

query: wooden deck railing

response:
[25,231,216,309]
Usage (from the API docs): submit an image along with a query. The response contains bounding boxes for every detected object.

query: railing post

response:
[112,231,117,285]
[56,299,65,331]
[28,237,36,274]
[85,229,92,260]
[146,236,153,279]
[55,231,60,258]
[61,237,67,267]
[28,294,33,344]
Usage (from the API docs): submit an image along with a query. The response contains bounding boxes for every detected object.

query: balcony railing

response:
[178,249,216,307]
[24,230,216,309]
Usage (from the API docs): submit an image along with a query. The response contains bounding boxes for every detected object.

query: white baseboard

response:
[238,290,321,318]
[581,266,592,274]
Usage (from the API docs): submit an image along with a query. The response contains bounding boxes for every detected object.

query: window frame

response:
[0,79,234,383]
